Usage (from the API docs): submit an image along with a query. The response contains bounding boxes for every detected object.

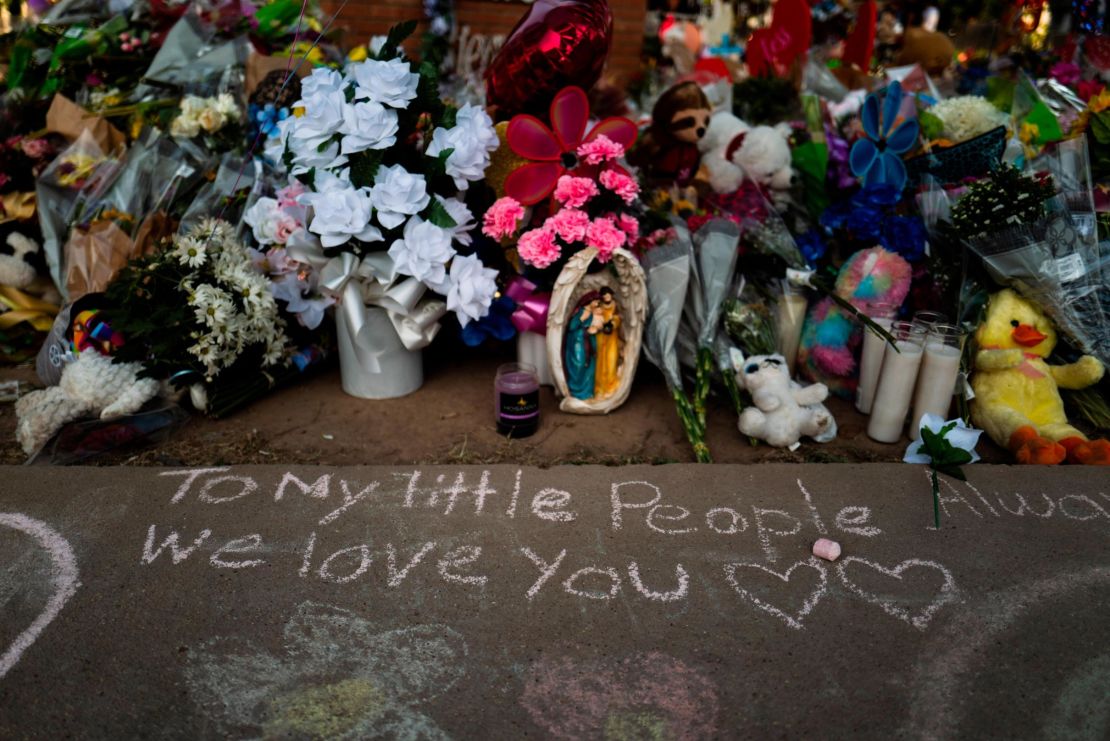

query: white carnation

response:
[387,217,455,292]
[446,253,498,327]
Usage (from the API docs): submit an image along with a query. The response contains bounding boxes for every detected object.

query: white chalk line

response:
[0,513,81,679]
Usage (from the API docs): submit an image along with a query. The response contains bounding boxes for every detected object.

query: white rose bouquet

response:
[268,22,500,333]
[265,22,500,396]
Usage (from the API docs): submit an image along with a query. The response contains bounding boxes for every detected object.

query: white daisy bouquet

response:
[104,218,291,387]
[267,20,501,359]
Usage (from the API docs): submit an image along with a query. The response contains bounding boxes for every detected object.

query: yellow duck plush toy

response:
[971,289,1108,465]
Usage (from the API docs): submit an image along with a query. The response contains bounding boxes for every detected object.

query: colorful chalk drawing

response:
[0,513,80,680]
[184,601,467,739]
[905,566,1110,739]
[519,652,720,740]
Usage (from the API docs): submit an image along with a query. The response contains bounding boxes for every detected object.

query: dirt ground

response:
[0,343,1013,467]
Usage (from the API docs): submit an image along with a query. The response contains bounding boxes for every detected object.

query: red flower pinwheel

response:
[505,86,637,206]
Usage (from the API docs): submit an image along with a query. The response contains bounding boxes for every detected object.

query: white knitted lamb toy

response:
[15,352,161,454]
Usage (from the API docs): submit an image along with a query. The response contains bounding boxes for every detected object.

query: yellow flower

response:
[1019,121,1039,144]
[1089,90,1110,114]
[293,106,305,118]
[348,45,368,62]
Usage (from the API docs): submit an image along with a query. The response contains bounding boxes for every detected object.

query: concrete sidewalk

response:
[0,464,1108,738]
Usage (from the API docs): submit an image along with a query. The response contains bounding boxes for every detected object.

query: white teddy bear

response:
[698,111,795,208]
[15,352,161,454]
[731,350,837,448]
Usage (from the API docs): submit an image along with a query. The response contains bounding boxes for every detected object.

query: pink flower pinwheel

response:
[505,86,637,206]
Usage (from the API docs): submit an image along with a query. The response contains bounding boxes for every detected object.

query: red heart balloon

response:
[485,0,613,118]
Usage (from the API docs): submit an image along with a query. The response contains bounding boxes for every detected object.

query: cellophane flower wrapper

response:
[36,130,122,298]
[136,13,250,99]
[964,199,1109,366]
[62,130,209,301]
[643,222,710,462]
[675,219,740,427]
[179,152,263,238]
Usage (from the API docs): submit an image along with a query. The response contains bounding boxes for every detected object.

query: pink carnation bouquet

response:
[482,135,642,271]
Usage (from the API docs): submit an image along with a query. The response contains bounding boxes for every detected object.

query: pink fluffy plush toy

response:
[796,246,912,398]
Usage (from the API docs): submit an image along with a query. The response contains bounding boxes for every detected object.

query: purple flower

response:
[1050,62,1081,88]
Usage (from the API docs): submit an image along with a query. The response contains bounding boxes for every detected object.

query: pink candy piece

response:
[812,538,842,562]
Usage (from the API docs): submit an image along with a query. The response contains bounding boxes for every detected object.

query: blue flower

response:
[820,199,852,231]
[852,183,901,209]
[847,206,884,242]
[879,215,927,262]
[849,81,919,192]
[796,230,827,267]
[460,295,516,346]
[250,103,290,140]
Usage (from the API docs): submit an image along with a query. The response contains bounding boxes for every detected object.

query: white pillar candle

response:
[867,322,926,443]
[911,324,965,434]
[775,286,808,373]
[855,304,897,414]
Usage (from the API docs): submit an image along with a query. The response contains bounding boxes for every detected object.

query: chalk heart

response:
[835,557,959,631]
[724,558,828,631]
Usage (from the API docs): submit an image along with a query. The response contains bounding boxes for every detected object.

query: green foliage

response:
[378,20,417,61]
[919,422,974,481]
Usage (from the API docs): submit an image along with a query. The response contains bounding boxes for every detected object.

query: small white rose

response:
[340,101,399,154]
[349,58,419,108]
[299,171,382,248]
[446,253,498,326]
[370,164,430,230]
[387,217,455,292]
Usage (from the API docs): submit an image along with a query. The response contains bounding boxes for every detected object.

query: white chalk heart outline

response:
[724,557,828,630]
[835,557,958,631]
[0,513,81,679]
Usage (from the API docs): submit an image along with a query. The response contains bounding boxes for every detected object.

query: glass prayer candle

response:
[855,303,898,415]
[775,281,808,373]
[911,323,966,434]
[867,321,927,443]
[911,310,948,330]
[495,362,540,437]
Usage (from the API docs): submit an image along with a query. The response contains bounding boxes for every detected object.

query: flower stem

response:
[932,467,941,529]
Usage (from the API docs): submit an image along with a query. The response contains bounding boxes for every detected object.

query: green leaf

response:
[440,105,458,130]
[423,198,457,229]
[425,147,453,178]
[348,150,382,189]
[919,110,944,141]
[380,20,417,59]
[1090,112,1110,144]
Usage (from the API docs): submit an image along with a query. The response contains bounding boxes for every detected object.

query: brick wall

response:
[324,0,646,87]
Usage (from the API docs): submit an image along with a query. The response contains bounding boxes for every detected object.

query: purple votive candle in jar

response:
[495,362,540,437]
